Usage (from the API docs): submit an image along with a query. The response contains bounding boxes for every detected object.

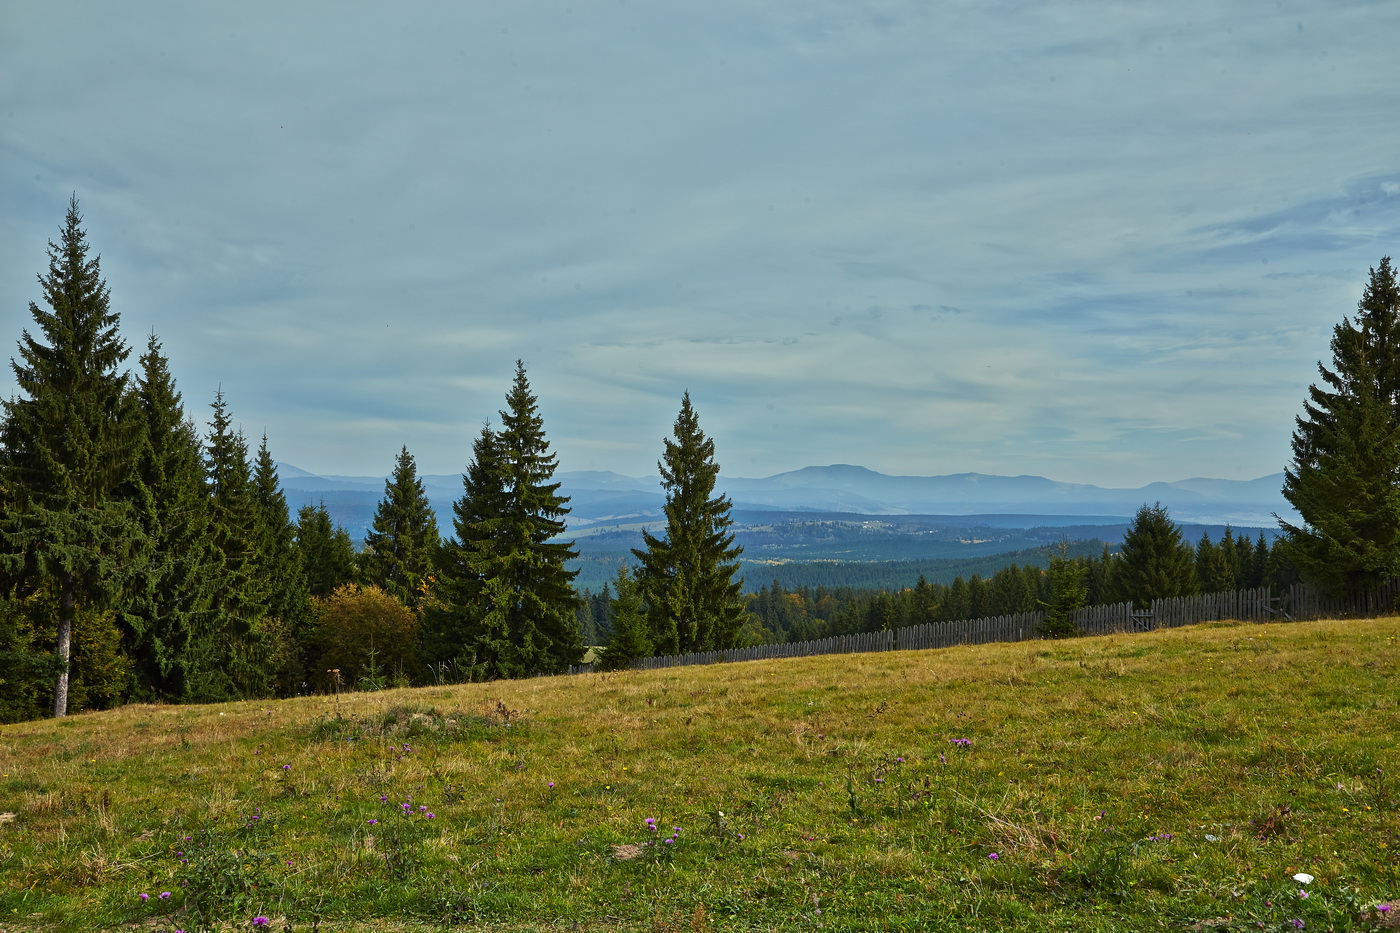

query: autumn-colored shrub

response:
[310,584,418,691]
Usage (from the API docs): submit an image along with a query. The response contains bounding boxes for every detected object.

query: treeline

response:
[572,515,1301,650]
[738,514,1300,645]
[743,543,1104,592]
[4,201,1393,719]
[0,201,747,721]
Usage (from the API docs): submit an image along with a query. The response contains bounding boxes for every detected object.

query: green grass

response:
[1,618,1398,932]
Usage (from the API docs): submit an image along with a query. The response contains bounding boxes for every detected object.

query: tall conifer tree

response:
[434,365,583,677]
[124,334,221,700]
[488,362,583,675]
[360,446,440,609]
[427,424,507,676]
[1280,257,1400,597]
[252,436,310,694]
[0,199,148,716]
[632,392,745,655]
[201,391,270,698]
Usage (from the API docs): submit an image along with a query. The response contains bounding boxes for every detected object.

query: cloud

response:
[2,0,1397,488]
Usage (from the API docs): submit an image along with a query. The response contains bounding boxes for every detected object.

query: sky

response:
[3,1,1399,489]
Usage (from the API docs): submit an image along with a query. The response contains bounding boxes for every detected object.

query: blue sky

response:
[3,1,1398,488]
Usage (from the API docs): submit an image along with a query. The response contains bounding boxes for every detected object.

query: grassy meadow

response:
[1,618,1398,932]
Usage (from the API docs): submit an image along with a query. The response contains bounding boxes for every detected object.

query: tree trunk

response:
[52,576,74,717]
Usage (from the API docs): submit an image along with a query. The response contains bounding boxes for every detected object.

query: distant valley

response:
[279,462,1292,592]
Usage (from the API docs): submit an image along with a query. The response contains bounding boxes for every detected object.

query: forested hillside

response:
[0,201,1393,723]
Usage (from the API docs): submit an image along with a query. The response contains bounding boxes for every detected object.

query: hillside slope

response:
[1,618,1395,932]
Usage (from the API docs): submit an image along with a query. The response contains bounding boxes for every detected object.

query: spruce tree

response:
[359,446,440,609]
[632,392,745,655]
[295,503,358,598]
[1038,544,1087,638]
[1084,543,1114,605]
[1195,531,1237,593]
[427,424,508,678]
[1280,257,1400,598]
[486,362,584,674]
[433,365,583,678]
[251,436,310,694]
[941,576,972,622]
[1108,503,1197,609]
[124,334,221,700]
[200,391,270,698]
[595,566,651,671]
[1243,533,1269,589]
[0,198,148,716]
[910,575,938,626]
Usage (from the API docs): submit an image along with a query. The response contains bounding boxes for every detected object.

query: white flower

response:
[1293,873,1314,885]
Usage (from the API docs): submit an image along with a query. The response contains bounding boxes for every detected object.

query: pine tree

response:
[1108,503,1197,609]
[1038,544,1087,638]
[938,576,969,622]
[295,503,357,598]
[200,391,270,698]
[1195,531,1237,593]
[0,199,148,716]
[1085,544,1114,605]
[485,363,584,674]
[123,334,221,701]
[359,446,440,609]
[1280,257,1400,598]
[0,598,52,723]
[251,436,310,694]
[910,575,938,626]
[632,392,745,655]
[595,566,651,671]
[432,365,583,678]
[427,424,508,678]
[1242,533,1269,589]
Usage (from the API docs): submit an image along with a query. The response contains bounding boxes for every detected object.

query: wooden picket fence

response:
[592,581,1400,674]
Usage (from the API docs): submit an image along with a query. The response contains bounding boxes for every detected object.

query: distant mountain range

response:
[277,462,1294,539]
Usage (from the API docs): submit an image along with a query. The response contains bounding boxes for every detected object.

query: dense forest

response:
[576,522,1301,647]
[0,202,742,720]
[1,202,1394,722]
